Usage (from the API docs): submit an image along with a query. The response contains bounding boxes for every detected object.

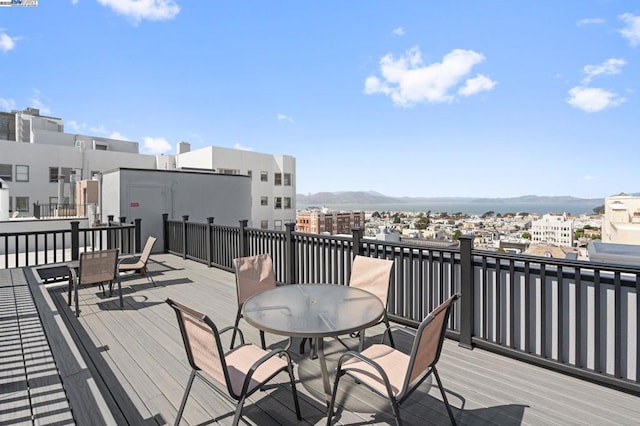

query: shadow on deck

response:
[9,254,640,425]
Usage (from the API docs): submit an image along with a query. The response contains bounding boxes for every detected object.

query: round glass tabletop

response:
[242,283,384,338]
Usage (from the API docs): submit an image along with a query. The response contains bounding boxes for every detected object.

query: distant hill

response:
[297,191,606,206]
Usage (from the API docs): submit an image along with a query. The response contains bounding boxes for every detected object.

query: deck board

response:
[13,253,640,425]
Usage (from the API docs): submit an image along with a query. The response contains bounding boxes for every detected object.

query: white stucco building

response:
[602,195,640,245]
[0,107,295,229]
[530,213,574,247]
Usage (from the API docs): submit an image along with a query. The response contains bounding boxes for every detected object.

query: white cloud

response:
[29,89,51,115]
[577,18,605,27]
[364,47,496,106]
[0,98,16,111]
[66,120,81,131]
[459,74,497,96]
[143,136,172,154]
[277,113,294,123]
[583,175,597,181]
[71,0,80,4]
[566,86,625,112]
[582,58,626,83]
[89,124,109,135]
[109,131,130,141]
[619,13,640,47]
[97,0,180,24]
[233,143,253,151]
[392,27,405,36]
[0,32,17,52]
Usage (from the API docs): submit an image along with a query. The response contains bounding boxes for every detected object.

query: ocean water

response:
[297,201,602,216]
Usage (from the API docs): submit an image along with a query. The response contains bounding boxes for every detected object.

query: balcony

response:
[1,216,639,424]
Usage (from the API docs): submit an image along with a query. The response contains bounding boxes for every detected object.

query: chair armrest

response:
[240,348,293,395]
[219,325,245,346]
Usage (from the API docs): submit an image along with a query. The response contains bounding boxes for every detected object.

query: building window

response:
[260,220,269,229]
[284,197,292,209]
[16,165,29,182]
[274,173,282,185]
[260,196,268,206]
[260,171,268,182]
[0,164,12,182]
[49,167,77,183]
[49,196,59,205]
[274,197,282,209]
[284,173,291,186]
[15,196,29,212]
[274,220,283,231]
[247,170,252,179]
[94,143,108,151]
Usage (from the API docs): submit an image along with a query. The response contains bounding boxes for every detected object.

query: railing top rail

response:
[473,248,640,274]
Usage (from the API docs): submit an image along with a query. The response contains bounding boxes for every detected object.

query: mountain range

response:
[296,191,609,206]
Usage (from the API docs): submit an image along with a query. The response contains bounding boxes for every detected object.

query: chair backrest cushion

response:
[167,299,226,385]
[408,294,459,384]
[139,236,157,263]
[233,254,277,304]
[348,255,394,305]
[79,249,118,285]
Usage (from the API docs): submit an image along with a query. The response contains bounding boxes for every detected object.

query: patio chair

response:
[300,255,395,355]
[166,298,301,426]
[327,293,460,426]
[347,255,395,350]
[230,253,277,349]
[68,249,122,318]
[118,236,157,285]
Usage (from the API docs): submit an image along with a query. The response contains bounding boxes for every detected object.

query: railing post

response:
[71,221,80,261]
[351,227,363,257]
[459,234,475,350]
[239,220,249,257]
[134,218,142,253]
[206,217,214,267]
[182,215,189,260]
[107,215,114,224]
[162,213,169,253]
[33,202,40,219]
[285,222,296,284]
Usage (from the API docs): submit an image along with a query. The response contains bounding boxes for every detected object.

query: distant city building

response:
[0,107,294,230]
[296,208,364,235]
[530,213,574,247]
[602,195,640,245]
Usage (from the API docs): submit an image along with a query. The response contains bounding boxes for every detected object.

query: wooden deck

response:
[8,254,640,425]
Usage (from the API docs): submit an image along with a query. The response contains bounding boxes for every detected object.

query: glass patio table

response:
[242,283,384,402]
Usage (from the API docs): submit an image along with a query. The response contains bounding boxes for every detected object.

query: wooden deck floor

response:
[20,254,640,425]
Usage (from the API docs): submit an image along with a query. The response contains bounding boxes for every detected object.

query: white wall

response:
[176,145,296,229]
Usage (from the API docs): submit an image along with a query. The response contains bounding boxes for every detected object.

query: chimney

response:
[177,141,191,154]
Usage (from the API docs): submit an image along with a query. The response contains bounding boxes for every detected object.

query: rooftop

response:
[4,253,640,425]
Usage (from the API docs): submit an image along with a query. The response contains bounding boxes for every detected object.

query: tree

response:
[522,232,531,240]
[593,205,604,215]
[372,211,381,219]
[415,216,430,230]
[452,230,462,240]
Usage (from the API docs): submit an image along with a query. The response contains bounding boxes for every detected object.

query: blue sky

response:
[1,1,639,199]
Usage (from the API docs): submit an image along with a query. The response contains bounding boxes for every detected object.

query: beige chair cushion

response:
[225,344,289,395]
[343,344,410,397]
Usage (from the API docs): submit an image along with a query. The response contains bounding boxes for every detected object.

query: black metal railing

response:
[162,214,640,396]
[33,202,90,219]
[0,219,140,269]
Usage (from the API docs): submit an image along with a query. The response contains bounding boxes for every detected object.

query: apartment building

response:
[0,108,295,229]
[174,143,296,230]
[602,195,640,245]
[296,208,364,235]
[530,213,574,247]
